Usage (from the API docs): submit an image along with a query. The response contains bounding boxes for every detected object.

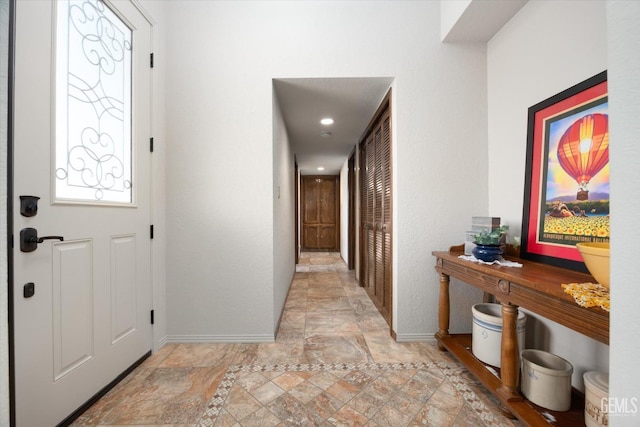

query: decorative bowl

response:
[472,244,503,263]
[576,242,610,289]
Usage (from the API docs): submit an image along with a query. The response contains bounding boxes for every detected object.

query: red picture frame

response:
[521,71,609,272]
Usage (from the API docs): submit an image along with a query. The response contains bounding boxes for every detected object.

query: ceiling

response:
[273,77,394,175]
[442,0,528,43]
[272,3,527,177]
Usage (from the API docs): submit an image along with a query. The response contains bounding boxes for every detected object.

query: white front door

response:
[13,0,153,425]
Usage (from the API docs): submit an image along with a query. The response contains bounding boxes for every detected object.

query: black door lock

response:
[20,196,40,217]
[23,282,35,298]
[20,228,64,252]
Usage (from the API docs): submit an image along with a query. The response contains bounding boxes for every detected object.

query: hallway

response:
[72,253,519,426]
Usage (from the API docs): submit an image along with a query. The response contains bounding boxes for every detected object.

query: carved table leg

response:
[435,272,450,351]
[497,303,522,410]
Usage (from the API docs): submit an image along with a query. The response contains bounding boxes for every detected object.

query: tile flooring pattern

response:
[73,253,520,427]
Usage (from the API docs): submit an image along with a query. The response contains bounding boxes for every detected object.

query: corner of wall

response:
[440,0,471,42]
[272,83,296,333]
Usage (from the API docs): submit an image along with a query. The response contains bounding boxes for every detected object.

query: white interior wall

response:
[272,87,296,331]
[164,3,273,341]
[607,2,640,424]
[487,0,609,392]
[393,45,488,339]
[163,0,488,341]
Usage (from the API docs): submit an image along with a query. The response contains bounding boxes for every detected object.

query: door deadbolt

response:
[20,195,40,217]
[20,228,64,252]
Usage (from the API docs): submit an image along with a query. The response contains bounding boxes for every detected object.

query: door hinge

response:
[150,52,154,68]
[150,309,155,325]
[150,137,154,153]
[150,224,154,239]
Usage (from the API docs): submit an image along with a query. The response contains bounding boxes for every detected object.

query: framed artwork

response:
[521,71,609,272]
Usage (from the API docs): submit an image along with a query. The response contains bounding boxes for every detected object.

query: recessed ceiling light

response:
[320,131,332,137]
[317,167,325,171]
[320,118,334,125]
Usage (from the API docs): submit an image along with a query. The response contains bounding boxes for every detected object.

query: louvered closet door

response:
[362,136,375,293]
[374,125,385,306]
[382,114,392,315]
[360,101,392,325]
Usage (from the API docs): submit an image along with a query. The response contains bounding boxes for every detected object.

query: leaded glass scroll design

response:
[55,0,133,203]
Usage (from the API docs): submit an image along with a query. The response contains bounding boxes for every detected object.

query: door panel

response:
[303,225,319,248]
[111,235,138,343]
[52,240,94,381]
[13,0,153,424]
[318,179,336,223]
[301,176,339,251]
[303,183,319,224]
[318,225,336,249]
[303,224,337,249]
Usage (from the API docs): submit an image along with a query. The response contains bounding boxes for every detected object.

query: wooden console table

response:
[433,245,609,426]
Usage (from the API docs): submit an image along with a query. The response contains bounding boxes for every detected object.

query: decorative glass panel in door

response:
[55,0,133,203]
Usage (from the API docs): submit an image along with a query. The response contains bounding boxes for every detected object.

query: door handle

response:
[20,228,64,252]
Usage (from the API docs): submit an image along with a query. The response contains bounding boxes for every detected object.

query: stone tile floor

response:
[72,252,520,427]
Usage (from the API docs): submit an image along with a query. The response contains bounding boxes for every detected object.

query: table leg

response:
[435,272,450,351]
[497,303,522,403]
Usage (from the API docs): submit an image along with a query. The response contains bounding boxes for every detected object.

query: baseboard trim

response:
[394,333,436,343]
[166,334,275,344]
[274,268,297,337]
[154,334,168,351]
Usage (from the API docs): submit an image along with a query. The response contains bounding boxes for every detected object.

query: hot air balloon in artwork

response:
[556,113,609,200]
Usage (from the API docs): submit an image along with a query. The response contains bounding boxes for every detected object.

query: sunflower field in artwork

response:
[541,201,610,245]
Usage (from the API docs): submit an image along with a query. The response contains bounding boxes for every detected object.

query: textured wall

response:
[487,0,609,391]
[607,2,640,424]
[272,87,296,332]
[163,1,488,340]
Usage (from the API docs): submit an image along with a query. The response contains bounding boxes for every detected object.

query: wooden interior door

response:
[360,94,392,325]
[302,176,339,251]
